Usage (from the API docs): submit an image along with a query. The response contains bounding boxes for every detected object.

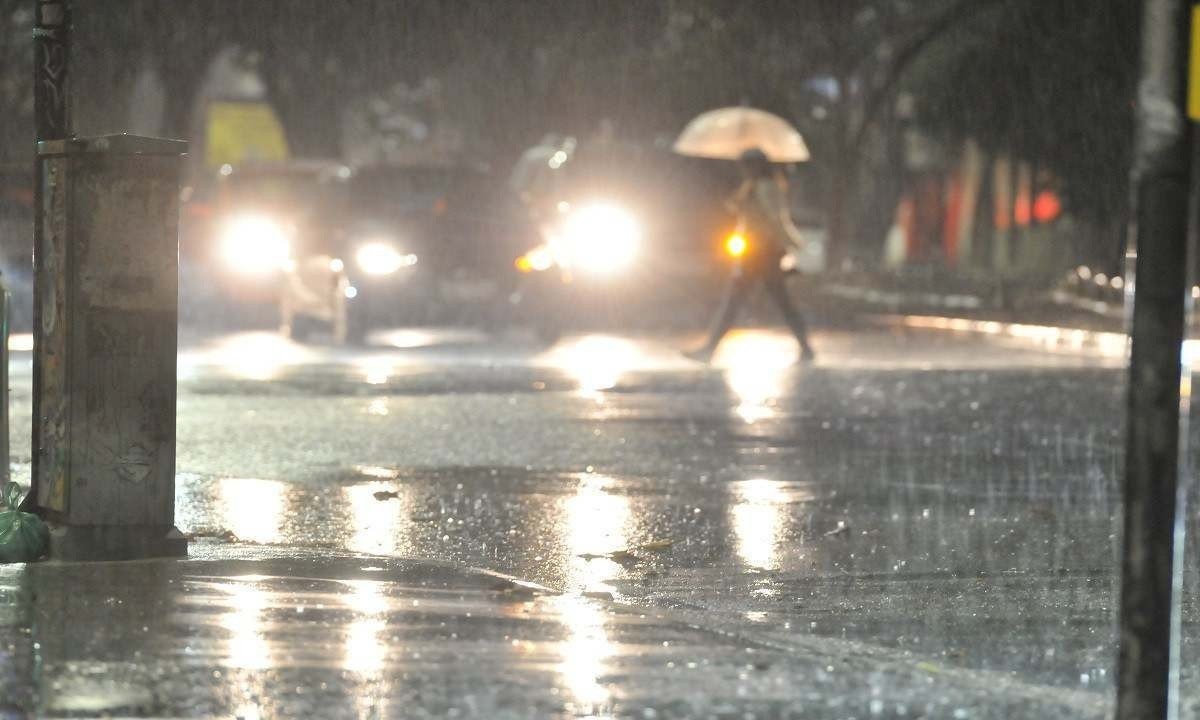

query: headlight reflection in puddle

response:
[550,594,615,712]
[714,330,798,423]
[545,334,644,396]
[343,579,389,674]
[355,357,395,386]
[345,481,409,556]
[730,478,790,570]
[217,477,285,545]
[218,577,272,671]
[180,332,316,382]
[551,474,631,713]
[562,474,632,592]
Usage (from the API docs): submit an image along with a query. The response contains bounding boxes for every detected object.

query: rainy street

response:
[5,323,1193,717]
[2,1,1198,717]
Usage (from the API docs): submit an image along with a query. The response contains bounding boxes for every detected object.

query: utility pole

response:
[33,0,69,142]
[23,0,69,512]
[1116,1,1195,718]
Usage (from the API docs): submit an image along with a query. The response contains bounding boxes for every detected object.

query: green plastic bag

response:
[0,482,49,563]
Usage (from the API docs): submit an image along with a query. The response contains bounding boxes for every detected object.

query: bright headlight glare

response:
[221,215,290,274]
[356,241,415,275]
[558,203,640,273]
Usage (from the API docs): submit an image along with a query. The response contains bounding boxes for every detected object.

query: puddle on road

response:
[11,547,1109,718]
[171,394,1167,694]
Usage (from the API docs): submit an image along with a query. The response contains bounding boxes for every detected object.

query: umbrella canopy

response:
[673,107,810,163]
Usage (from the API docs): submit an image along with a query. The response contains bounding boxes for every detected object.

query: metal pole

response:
[1116,0,1194,718]
[25,0,69,512]
[33,0,69,142]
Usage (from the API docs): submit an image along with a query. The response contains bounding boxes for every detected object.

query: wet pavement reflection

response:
[5,545,1121,718]
[3,326,1196,716]
[715,330,798,424]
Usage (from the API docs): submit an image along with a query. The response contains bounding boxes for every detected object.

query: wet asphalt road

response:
[3,324,1199,717]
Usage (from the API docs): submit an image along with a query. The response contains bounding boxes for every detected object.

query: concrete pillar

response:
[30,134,187,561]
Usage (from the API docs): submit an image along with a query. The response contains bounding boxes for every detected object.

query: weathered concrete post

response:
[30,134,188,560]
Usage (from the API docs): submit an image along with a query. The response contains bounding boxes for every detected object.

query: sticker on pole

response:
[1190,4,1200,120]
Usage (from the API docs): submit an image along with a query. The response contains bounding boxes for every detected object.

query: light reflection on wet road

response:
[3,326,1195,716]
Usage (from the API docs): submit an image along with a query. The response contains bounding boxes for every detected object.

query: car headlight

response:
[220,215,290,275]
[356,241,417,276]
[556,203,640,274]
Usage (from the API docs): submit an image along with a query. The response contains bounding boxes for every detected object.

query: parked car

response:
[343,162,532,330]
[201,160,421,343]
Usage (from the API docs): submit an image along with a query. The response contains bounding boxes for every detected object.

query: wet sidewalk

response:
[811,270,1127,338]
[0,542,1114,719]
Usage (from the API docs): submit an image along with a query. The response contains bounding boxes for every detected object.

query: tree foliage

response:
[909,0,1140,229]
[0,0,1144,263]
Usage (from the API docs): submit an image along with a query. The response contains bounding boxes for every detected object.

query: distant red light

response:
[186,202,214,218]
[1033,191,1062,224]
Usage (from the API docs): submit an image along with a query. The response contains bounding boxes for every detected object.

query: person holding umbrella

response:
[673,107,816,363]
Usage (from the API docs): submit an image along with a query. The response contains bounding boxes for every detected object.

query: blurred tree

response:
[803,0,1008,267]
[0,1,32,163]
[645,0,1002,265]
[0,0,1143,271]
[910,0,1140,269]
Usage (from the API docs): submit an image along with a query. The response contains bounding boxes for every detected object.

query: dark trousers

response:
[700,260,813,354]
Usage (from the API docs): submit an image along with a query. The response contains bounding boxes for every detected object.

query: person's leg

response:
[688,271,751,360]
[762,267,815,359]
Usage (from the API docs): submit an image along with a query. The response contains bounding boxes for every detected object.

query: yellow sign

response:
[1190,5,1200,120]
[204,101,289,168]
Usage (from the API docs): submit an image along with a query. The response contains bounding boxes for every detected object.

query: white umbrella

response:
[673,107,810,163]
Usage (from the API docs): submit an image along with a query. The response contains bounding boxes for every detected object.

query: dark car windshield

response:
[224,172,339,212]
[350,166,464,217]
